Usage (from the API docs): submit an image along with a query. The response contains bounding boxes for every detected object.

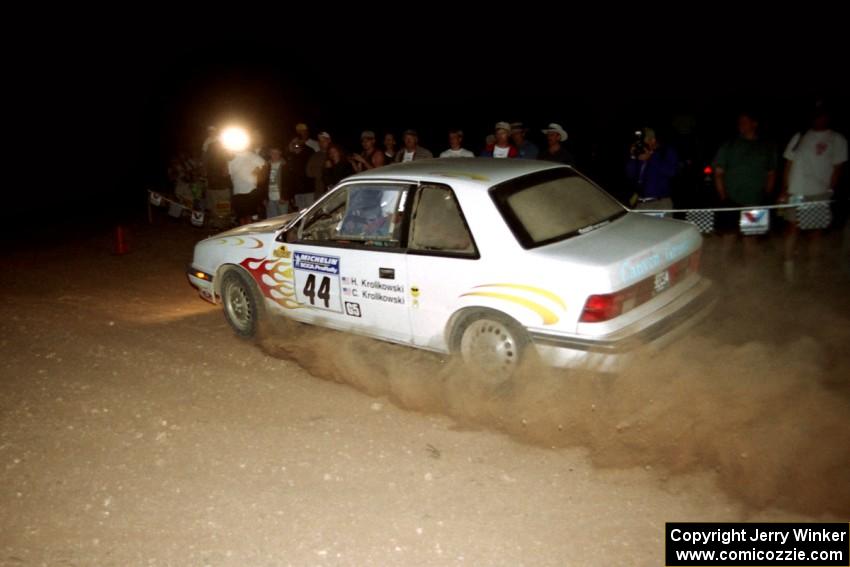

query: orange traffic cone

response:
[112,225,130,255]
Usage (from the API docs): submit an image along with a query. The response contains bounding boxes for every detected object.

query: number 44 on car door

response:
[292,251,342,312]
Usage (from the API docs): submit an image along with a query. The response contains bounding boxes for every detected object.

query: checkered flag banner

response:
[685,210,715,233]
[797,202,832,230]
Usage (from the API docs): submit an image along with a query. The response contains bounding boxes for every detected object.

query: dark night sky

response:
[10,16,848,231]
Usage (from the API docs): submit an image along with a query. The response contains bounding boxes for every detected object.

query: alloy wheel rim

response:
[225,281,252,332]
[460,319,518,376]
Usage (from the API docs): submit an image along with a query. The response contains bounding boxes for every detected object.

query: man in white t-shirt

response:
[781,106,847,281]
[228,150,267,225]
[439,129,475,158]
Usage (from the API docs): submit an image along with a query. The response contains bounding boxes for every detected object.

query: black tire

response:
[454,310,530,381]
[220,269,264,338]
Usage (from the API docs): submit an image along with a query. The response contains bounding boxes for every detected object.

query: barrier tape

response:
[148,190,205,226]
[633,200,836,234]
[148,187,836,234]
[630,200,835,214]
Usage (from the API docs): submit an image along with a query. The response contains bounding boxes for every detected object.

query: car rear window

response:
[490,168,626,248]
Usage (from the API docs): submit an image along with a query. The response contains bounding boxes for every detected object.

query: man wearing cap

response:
[481,122,519,158]
[395,130,433,162]
[306,132,332,199]
[539,123,575,165]
[352,131,387,171]
[511,122,539,159]
[439,129,475,158]
[291,123,320,153]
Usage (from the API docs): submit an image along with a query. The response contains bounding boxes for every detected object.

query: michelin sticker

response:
[294,252,342,312]
[294,252,340,275]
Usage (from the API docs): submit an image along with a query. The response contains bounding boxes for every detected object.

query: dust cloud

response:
[258,241,850,517]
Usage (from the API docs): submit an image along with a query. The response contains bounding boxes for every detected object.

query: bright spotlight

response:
[220,126,250,152]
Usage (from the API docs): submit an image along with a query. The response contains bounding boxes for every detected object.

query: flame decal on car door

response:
[238,245,300,309]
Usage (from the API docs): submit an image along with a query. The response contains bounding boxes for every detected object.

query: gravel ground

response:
[1,221,844,566]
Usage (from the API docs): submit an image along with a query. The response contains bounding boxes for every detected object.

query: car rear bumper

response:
[529,278,715,370]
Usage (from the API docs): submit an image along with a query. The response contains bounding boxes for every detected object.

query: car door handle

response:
[379,267,395,280]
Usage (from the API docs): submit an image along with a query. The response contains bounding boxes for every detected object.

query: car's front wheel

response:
[457,311,529,381]
[221,269,263,338]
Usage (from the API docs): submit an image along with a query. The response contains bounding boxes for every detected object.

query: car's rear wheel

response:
[457,311,529,381]
[221,269,263,338]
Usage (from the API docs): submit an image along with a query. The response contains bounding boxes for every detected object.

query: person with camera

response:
[290,123,319,153]
[625,127,679,214]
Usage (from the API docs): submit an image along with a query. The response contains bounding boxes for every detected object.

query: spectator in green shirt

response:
[713,111,778,260]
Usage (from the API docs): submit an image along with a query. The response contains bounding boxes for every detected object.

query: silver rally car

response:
[188,159,714,375]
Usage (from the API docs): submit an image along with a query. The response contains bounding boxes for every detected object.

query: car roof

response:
[346,158,571,190]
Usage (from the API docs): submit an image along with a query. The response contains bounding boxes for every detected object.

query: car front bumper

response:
[186,266,216,304]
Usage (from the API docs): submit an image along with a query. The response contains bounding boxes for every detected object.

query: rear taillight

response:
[703,165,713,175]
[580,292,626,323]
[688,248,701,273]
[580,250,700,323]
[579,282,648,323]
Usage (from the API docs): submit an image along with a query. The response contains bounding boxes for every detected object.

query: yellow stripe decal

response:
[472,284,566,311]
[460,292,560,325]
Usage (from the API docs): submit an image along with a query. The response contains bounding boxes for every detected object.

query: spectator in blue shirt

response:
[510,122,539,159]
[625,127,679,212]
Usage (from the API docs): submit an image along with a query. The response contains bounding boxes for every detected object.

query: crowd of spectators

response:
[174,104,847,281]
[198,120,579,226]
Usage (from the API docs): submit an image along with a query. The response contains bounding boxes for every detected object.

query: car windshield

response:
[490,169,625,248]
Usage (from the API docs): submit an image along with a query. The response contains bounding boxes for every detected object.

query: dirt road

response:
[1,222,847,566]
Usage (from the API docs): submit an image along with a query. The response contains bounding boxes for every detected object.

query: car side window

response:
[298,184,408,248]
[409,184,477,256]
